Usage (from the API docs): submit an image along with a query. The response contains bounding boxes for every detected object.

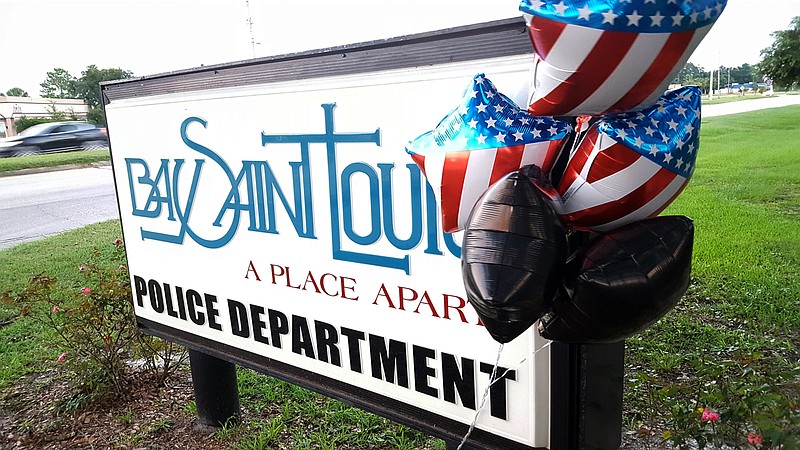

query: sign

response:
[105,19,555,449]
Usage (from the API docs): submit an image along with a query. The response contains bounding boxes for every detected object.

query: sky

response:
[0,0,798,96]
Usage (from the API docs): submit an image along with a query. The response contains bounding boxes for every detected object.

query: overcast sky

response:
[1,0,798,96]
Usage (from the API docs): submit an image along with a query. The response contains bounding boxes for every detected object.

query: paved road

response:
[703,93,800,117]
[0,165,119,250]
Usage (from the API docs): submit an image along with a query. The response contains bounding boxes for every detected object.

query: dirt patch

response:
[0,367,224,450]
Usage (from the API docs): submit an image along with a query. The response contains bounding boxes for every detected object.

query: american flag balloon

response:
[520,0,727,116]
[552,85,701,232]
[406,74,573,232]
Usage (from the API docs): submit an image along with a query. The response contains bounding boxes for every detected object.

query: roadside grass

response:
[624,106,800,445]
[0,149,110,174]
[0,220,123,388]
[1,106,798,447]
[703,93,776,105]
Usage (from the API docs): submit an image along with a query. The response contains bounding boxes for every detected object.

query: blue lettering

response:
[124,104,461,272]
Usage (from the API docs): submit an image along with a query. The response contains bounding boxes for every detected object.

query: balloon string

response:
[455,340,553,450]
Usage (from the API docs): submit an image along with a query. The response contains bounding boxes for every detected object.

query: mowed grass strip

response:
[0,149,110,174]
[666,105,799,332]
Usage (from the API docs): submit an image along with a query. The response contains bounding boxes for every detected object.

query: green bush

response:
[13,116,57,133]
[1,239,186,400]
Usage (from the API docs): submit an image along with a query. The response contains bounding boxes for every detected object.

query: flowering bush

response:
[629,350,800,449]
[2,239,186,397]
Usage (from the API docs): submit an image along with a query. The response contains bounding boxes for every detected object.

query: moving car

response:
[0,121,109,157]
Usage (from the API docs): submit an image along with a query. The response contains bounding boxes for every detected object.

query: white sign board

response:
[107,55,551,448]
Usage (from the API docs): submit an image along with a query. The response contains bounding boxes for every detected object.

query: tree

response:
[73,65,133,110]
[5,87,28,97]
[38,65,133,125]
[728,63,760,85]
[759,16,800,89]
[676,62,710,93]
[72,65,133,126]
[40,68,77,98]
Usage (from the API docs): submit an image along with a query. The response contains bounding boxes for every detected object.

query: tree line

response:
[3,65,133,126]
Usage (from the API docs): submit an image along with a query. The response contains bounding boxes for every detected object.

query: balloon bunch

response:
[406,0,726,344]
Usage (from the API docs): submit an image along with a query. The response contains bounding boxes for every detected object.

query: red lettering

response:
[270,264,285,284]
[443,294,469,323]
[340,276,359,301]
[245,260,261,281]
[372,283,396,308]
[413,292,440,317]
[320,273,338,297]
[302,271,321,293]
[398,286,418,311]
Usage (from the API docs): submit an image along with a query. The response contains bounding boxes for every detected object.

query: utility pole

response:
[245,0,259,58]
[709,70,714,100]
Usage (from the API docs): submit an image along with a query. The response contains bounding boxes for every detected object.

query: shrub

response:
[1,239,186,399]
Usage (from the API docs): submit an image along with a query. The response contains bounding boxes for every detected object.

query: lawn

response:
[0,149,110,174]
[0,106,798,448]
[624,105,800,448]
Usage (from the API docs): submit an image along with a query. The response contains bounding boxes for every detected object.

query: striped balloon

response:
[407,74,572,232]
[520,0,726,116]
[552,86,702,232]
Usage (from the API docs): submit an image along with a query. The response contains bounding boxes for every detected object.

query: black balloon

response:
[462,165,567,344]
[538,216,694,344]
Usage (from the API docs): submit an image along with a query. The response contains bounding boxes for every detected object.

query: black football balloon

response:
[462,165,567,344]
[538,216,694,343]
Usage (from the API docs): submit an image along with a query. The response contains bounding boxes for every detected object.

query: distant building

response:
[0,96,89,138]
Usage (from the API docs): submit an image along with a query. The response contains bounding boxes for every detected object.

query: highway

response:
[0,165,119,250]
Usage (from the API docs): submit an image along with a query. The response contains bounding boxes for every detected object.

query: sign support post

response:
[189,349,240,427]
[549,342,625,450]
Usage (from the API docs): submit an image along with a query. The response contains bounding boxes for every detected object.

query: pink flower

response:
[119,265,126,270]
[113,238,123,246]
[747,433,762,445]
[57,352,68,362]
[701,408,720,421]
[52,306,60,314]
[79,264,87,272]
[81,287,91,295]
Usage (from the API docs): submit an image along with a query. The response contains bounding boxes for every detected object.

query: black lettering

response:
[413,345,438,398]
[368,334,408,388]
[205,294,222,331]
[174,286,187,320]
[164,283,178,318]
[341,327,365,373]
[228,299,249,338]
[268,309,289,348]
[186,289,205,325]
[250,304,269,345]
[314,320,341,366]
[133,275,146,307]
[480,362,516,420]
[147,279,164,313]
[291,315,316,358]
[442,353,476,409]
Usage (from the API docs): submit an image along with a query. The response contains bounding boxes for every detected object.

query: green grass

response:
[228,368,441,449]
[666,105,800,330]
[625,106,800,445]
[0,149,110,174]
[0,220,123,387]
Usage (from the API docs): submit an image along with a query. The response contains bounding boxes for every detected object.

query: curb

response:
[0,161,112,178]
